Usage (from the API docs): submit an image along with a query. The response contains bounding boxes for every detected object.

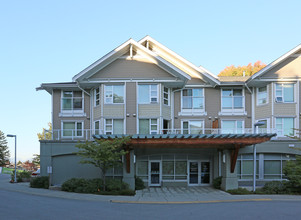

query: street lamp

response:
[7,134,17,183]
[253,121,266,192]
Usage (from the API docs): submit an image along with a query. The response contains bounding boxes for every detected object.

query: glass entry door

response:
[149,161,161,186]
[189,161,199,185]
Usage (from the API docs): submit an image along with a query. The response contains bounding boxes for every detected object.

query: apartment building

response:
[37,36,301,190]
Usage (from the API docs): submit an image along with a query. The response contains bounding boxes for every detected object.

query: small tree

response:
[37,122,52,140]
[0,130,10,166]
[32,154,40,166]
[283,155,301,193]
[75,137,130,191]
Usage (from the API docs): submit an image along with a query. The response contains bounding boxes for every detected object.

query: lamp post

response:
[253,121,266,192]
[7,134,17,183]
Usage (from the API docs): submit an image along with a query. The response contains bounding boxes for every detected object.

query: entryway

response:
[188,161,210,186]
[149,161,161,186]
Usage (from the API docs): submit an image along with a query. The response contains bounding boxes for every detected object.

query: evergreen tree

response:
[0,130,10,166]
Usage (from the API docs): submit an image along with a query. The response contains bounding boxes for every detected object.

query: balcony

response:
[43,128,281,141]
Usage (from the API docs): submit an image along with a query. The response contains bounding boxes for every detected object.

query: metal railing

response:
[43,128,285,141]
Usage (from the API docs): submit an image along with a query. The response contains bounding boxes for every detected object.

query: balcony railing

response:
[43,128,283,141]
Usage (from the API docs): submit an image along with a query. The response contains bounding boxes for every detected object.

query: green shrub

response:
[61,178,133,195]
[260,181,287,194]
[283,155,301,194]
[227,188,252,195]
[30,176,49,189]
[213,176,222,189]
[11,170,31,182]
[135,176,145,190]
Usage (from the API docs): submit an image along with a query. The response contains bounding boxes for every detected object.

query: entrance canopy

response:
[94,133,276,174]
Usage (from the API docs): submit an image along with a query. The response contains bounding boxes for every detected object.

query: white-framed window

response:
[275,83,294,103]
[94,87,100,106]
[138,85,158,104]
[236,154,259,180]
[94,120,100,135]
[275,117,294,137]
[104,85,124,104]
[61,91,83,111]
[104,119,124,134]
[256,119,270,133]
[221,89,244,112]
[163,87,170,105]
[221,120,244,134]
[257,86,268,105]
[139,119,158,134]
[182,120,204,134]
[182,88,204,111]
[62,121,83,137]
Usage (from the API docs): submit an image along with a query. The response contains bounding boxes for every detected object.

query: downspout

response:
[245,83,252,94]
[76,81,91,96]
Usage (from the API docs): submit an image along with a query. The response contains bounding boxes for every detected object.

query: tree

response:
[75,137,130,191]
[218,61,266,77]
[0,130,10,166]
[283,155,301,193]
[32,154,40,166]
[37,122,52,140]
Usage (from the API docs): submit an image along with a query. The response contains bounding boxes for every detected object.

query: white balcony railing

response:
[43,128,283,141]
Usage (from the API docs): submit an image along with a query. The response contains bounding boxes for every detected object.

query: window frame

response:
[221,88,244,113]
[181,120,204,134]
[163,86,170,106]
[61,121,84,138]
[94,120,100,135]
[94,87,100,107]
[256,86,268,105]
[138,84,159,104]
[104,84,125,104]
[275,83,295,103]
[181,88,205,113]
[221,120,244,134]
[275,117,295,137]
[104,119,124,134]
[138,118,159,134]
[61,90,84,113]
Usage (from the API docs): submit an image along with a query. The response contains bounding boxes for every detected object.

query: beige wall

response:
[103,105,124,117]
[138,104,160,117]
[126,82,137,134]
[90,58,175,79]
[261,57,301,79]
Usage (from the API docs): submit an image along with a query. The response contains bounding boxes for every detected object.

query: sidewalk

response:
[1,174,301,204]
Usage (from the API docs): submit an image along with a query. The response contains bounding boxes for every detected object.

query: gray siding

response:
[103,105,124,117]
[138,104,160,117]
[126,82,137,134]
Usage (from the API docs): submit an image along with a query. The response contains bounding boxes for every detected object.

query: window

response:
[275,83,294,103]
[237,154,259,179]
[263,154,295,180]
[94,87,100,106]
[62,122,83,137]
[94,121,100,135]
[256,119,268,133]
[163,87,170,105]
[139,119,158,134]
[221,89,243,111]
[182,120,204,134]
[275,117,294,136]
[104,119,124,134]
[182,88,204,110]
[221,120,244,134]
[62,91,83,111]
[138,85,158,103]
[104,85,124,104]
[257,86,267,105]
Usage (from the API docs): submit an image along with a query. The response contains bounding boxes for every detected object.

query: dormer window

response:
[275,83,294,103]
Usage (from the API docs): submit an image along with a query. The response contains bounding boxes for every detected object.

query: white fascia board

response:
[247,44,301,84]
[72,38,135,82]
[138,36,220,85]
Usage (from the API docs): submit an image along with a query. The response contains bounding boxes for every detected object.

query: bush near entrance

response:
[30,176,49,189]
[61,178,135,196]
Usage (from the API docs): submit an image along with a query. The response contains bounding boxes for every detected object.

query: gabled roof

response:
[138,36,220,86]
[246,43,301,86]
[72,38,192,84]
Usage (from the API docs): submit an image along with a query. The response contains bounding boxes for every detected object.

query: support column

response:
[122,150,135,190]
[221,150,238,190]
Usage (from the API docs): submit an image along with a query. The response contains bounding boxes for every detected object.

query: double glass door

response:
[188,161,210,185]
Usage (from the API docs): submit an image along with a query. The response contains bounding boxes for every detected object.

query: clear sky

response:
[1,0,301,162]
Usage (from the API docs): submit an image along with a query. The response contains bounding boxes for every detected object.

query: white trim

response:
[104,84,125,104]
[271,83,274,129]
[60,90,85,117]
[138,118,159,134]
[181,119,205,134]
[256,86,268,106]
[180,88,205,115]
[247,44,301,83]
[94,120,101,135]
[274,117,296,137]
[251,87,255,132]
[274,83,295,103]
[104,118,124,134]
[296,81,300,131]
[163,86,170,106]
[255,118,271,133]
[149,160,162,187]
[124,82,127,134]
[220,88,245,114]
[137,84,159,104]
[221,119,245,134]
[61,120,84,139]
[94,87,100,107]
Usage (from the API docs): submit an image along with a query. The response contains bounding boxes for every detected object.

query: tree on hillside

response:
[218,61,266,77]
[32,154,40,166]
[75,137,130,191]
[0,131,10,166]
[37,122,52,140]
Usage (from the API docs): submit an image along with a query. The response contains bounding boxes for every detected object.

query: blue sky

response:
[1,0,301,161]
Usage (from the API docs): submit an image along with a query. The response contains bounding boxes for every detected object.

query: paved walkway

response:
[1,174,301,204]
